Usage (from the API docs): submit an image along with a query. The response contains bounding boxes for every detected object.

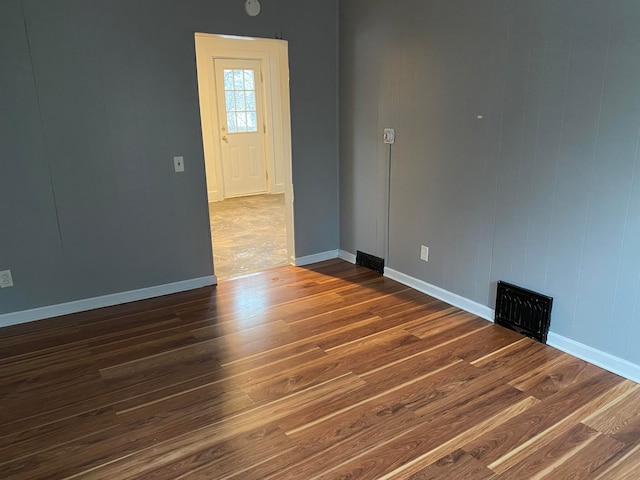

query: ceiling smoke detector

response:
[244,0,261,17]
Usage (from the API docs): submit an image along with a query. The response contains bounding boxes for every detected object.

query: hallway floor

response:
[209,193,288,280]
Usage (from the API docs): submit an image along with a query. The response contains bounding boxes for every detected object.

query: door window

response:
[223,69,258,133]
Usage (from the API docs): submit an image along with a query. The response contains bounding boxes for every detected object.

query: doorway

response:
[195,34,294,280]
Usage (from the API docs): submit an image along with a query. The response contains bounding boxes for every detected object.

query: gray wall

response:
[340,0,640,365]
[0,0,338,315]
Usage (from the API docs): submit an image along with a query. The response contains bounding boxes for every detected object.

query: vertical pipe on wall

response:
[385,143,392,265]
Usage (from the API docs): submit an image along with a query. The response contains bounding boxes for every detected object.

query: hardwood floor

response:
[1,259,639,479]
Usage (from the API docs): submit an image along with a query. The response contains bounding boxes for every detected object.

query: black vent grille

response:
[495,281,553,344]
[355,251,384,274]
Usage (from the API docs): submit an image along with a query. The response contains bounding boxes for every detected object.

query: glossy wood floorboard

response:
[1,259,639,479]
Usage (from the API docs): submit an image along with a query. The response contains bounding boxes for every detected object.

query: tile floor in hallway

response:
[209,193,288,280]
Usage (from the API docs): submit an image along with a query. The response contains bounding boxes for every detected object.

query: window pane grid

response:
[223,68,258,133]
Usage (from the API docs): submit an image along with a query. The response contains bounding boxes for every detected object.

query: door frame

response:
[195,33,295,263]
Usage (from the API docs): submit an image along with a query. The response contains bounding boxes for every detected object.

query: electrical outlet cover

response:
[0,270,14,288]
[420,245,429,262]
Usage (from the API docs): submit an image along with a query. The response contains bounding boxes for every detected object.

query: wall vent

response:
[495,281,553,344]
[355,251,384,274]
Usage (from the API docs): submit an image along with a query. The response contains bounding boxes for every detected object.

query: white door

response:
[214,59,267,198]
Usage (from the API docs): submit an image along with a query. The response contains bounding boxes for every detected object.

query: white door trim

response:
[195,33,295,263]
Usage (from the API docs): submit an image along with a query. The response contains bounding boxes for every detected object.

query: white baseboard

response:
[0,275,217,329]
[382,266,640,384]
[384,267,494,321]
[338,249,357,264]
[547,333,640,384]
[294,250,339,267]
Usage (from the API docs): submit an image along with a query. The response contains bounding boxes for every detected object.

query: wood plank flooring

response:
[1,259,639,479]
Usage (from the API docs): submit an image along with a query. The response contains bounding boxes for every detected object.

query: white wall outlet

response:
[0,270,14,288]
[420,245,429,262]
[173,156,185,172]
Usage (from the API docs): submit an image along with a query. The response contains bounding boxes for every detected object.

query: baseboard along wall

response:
[294,250,341,267]
[0,275,217,329]
[3,248,639,384]
[340,250,640,384]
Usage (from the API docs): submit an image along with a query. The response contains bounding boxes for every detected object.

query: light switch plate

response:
[173,156,185,173]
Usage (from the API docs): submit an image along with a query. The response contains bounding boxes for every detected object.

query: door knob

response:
[222,135,228,142]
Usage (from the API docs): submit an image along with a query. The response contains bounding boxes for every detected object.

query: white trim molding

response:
[381,265,640,384]
[294,250,339,267]
[384,267,494,321]
[547,333,640,384]
[0,275,217,329]
[338,250,357,264]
